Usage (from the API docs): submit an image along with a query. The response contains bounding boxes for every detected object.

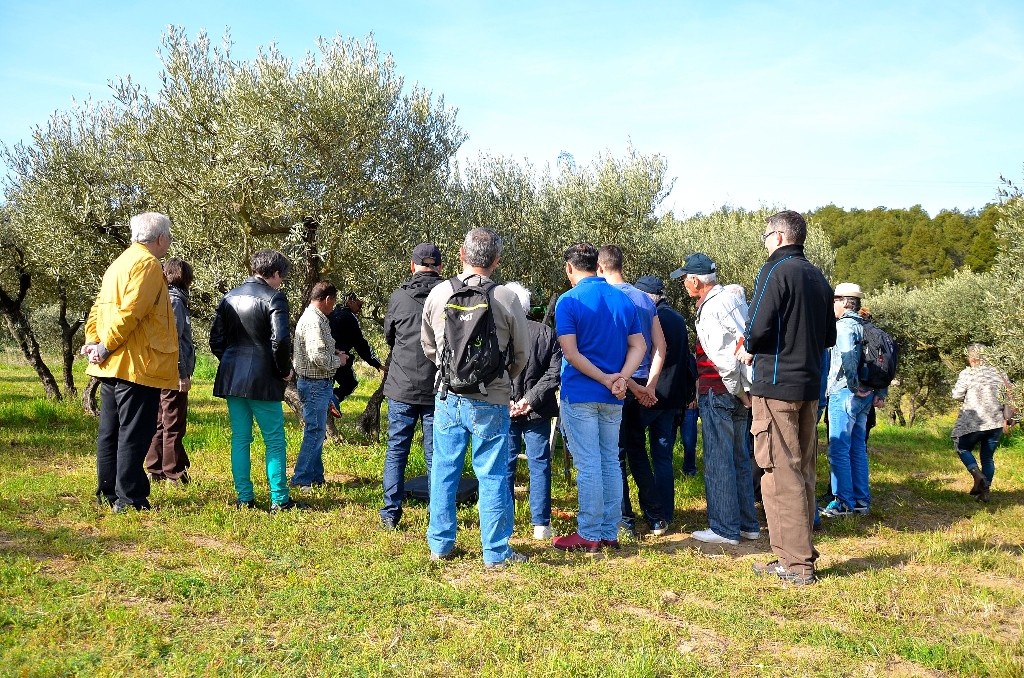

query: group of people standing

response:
[82,210,1014,581]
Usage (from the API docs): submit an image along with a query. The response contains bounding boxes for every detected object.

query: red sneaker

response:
[552,532,601,553]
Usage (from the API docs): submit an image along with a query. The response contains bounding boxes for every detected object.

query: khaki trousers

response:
[751,396,819,577]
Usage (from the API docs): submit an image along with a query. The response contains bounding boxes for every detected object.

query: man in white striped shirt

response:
[291,281,349,490]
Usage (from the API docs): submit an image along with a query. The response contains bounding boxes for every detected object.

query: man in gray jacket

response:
[420,228,530,570]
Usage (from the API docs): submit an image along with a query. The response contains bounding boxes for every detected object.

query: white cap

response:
[834,282,863,299]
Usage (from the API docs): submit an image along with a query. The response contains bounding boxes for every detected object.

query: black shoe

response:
[650,520,670,536]
[381,516,400,530]
[112,501,151,514]
[236,499,257,510]
[270,499,309,512]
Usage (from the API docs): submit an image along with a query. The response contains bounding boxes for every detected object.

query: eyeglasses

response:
[761,230,780,243]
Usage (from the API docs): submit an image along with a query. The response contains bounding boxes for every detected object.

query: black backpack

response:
[437,276,508,399]
[858,319,898,389]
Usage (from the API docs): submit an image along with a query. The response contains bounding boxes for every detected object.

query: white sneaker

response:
[533,525,552,540]
[740,530,761,540]
[691,529,739,546]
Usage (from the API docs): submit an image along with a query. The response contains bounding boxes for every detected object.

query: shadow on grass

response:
[0,522,136,562]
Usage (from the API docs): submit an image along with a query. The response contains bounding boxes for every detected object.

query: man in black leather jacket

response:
[504,282,562,541]
[378,243,445,529]
[210,249,304,511]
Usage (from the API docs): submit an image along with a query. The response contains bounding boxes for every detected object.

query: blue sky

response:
[2,1,1022,217]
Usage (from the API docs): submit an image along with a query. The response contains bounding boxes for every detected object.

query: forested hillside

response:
[808,204,1000,291]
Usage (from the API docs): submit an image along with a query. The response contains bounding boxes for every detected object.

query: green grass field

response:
[1,357,1023,677]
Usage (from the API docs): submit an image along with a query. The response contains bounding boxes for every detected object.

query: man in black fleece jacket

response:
[379,243,445,529]
[738,210,836,585]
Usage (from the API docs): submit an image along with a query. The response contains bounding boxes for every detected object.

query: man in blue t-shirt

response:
[553,243,647,553]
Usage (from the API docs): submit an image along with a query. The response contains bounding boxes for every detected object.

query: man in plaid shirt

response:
[291,281,349,490]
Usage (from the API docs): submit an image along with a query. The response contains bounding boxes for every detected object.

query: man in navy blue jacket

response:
[738,210,835,585]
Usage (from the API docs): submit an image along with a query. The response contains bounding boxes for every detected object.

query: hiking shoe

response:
[601,539,621,550]
[740,530,761,540]
[819,500,853,518]
[778,569,818,585]
[553,532,602,553]
[691,529,740,546]
[429,550,455,562]
[270,499,309,512]
[484,551,529,571]
[650,520,670,536]
[533,525,552,540]
[752,560,787,577]
[236,499,256,510]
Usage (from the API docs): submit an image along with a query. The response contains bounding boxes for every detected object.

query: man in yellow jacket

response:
[82,212,179,512]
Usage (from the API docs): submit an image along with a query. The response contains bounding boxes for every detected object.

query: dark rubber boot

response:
[969,467,987,496]
[970,467,990,502]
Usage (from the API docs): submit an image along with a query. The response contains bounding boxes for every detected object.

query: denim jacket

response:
[827,312,864,394]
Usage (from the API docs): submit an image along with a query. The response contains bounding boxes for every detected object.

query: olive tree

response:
[1,101,142,397]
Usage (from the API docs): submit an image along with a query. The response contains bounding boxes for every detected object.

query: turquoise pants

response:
[226,396,290,505]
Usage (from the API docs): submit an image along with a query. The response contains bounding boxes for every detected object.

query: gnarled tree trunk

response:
[0,246,61,399]
[357,354,390,440]
[57,279,85,398]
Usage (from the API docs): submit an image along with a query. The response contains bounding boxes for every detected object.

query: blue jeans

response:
[226,397,290,504]
[291,377,333,486]
[381,398,434,523]
[681,408,698,475]
[956,428,1001,483]
[698,391,759,541]
[619,402,677,523]
[560,399,623,542]
[508,418,552,526]
[427,394,513,564]
[827,388,873,509]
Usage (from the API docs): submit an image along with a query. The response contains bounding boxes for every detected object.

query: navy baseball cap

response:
[412,243,442,266]
[670,253,717,280]
[634,275,665,295]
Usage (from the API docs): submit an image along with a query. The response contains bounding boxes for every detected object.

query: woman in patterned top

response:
[950,343,1011,502]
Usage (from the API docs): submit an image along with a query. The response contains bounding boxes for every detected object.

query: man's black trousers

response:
[96,378,160,510]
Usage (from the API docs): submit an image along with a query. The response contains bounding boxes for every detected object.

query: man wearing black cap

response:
[736,211,835,585]
[378,243,445,529]
[671,254,760,548]
[632,275,694,531]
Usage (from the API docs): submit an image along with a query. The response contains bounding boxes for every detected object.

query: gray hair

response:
[766,210,807,245]
[463,228,502,268]
[692,272,717,285]
[504,281,532,315]
[130,212,171,244]
[966,343,987,363]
